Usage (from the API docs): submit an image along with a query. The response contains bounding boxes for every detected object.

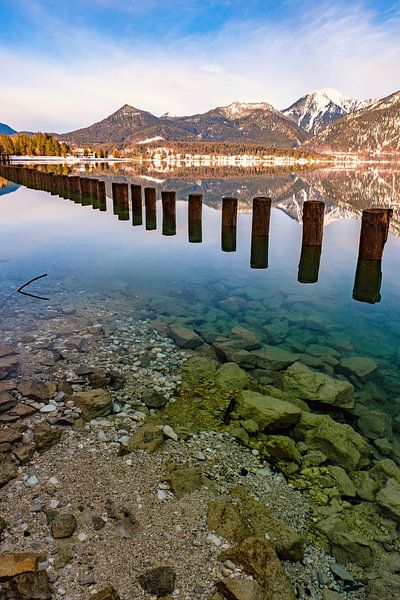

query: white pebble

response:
[25,475,39,487]
[162,425,178,441]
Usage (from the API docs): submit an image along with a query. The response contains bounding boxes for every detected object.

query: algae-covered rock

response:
[127,423,164,454]
[229,427,250,446]
[330,531,374,567]
[235,390,301,431]
[305,417,371,472]
[0,459,18,488]
[168,324,202,349]
[369,459,400,487]
[282,362,355,409]
[294,412,331,440]
[231,485,304,561]
[33,423,63,452]
[216,578,264,600]
[337,356,377,380]
[167,464,203,499]
[327,466,356,497]
[10,571,52,599]
[358,410,393,441]
[351,471,379,501]
[71,388,112,420]
[137,566,176,596]
[215,362,250,391]
[207,501,248,542]
[51,513,77,538]
[261,435,301,463]
[366,575,400,600]
[249,346,299,371]
[91,587,121,600]
[218,537,296,600]
[376,478,400,522]
[180,355,217,385]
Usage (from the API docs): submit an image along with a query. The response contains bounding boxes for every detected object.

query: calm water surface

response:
[1,164,400,417]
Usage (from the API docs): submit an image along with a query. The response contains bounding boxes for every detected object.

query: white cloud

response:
[0,1,399,131]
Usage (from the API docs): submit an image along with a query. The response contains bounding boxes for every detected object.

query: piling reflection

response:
[188,194,202,243]
[145,187,157,230]
[353,259,382,304]
[162,191,176,236]
[131,184,143,226]
[298,246,322,283]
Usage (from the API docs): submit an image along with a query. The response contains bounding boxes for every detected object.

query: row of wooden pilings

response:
[0,153,11,165]
[0,165,393,304]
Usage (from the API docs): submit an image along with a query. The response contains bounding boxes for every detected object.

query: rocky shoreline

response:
[1,294,400,599]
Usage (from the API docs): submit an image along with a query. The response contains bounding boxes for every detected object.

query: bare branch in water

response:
[0,274,49,309]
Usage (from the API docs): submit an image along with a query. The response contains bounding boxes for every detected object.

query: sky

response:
[0,0,399,132]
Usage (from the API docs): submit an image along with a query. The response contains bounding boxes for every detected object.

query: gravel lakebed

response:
[0,292,391,599]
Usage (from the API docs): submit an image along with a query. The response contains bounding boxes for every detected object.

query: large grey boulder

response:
[235,390,301,431]
[282,362,355,409]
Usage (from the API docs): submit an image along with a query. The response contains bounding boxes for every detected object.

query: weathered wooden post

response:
[298,200,324,283]
[358,208,393,261]
[144,187,157,230]
[112,182,129,220]
[188,194,202,243]
[97,180,107,211]
[302,200,324,246]
[162,191,176,236]
[250,197,271,268]
[81,177,93,205]
[353,259,382,304]
[221,197,237,252]
[298,246,322,283]
[131,184,143,226]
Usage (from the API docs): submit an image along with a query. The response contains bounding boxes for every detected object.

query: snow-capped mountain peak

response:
[282,88,374,134]
[218,101,276,118]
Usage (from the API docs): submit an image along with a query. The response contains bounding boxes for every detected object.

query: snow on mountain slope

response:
[283,88,373,134]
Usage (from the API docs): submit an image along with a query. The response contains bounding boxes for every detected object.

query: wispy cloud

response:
[0,1,399,131]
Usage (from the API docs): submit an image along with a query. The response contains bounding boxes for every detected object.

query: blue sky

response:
[0,0,399,131]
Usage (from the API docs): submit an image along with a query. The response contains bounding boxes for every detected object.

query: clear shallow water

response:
[1,165,400,414]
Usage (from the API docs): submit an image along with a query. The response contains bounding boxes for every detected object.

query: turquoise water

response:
[1,164,400,415]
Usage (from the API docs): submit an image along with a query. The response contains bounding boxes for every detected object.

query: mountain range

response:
[2,88,399,154]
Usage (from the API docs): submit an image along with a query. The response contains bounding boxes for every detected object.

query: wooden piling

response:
[188,194,202,243]
[252,197,271,238]
[353,259,382,304]
[222,197,238,228]
[144,187,157,230]
[358,208,393,261]
[131,184,143,226]
[298,245,322,284]
[162,191,176,236]
[302,201,325,246]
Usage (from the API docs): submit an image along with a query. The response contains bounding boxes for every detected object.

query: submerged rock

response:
[0,553,39,578]
[357,409,393,440]
[51,513,77,538]
[215,362,250,391]
[219,536,296,600]
[127,423,164,454]
[304,416,371,472]
[376,478,400,522]
[71,388,112,420]
[249,346,299,371]
[168,324,202,349]
[337,356,377,380]
[91,587,121,600]
[216,578,264,600]
[261,435,301,464]
[17,380,56,401]
[167,464,203,499]
[141,388,168,408]
[137,566,176,596]
[33,423,62,452]
[0,459,18,488]
[330,531,374,567]
[350,470,379,501]
[234,390,302,431]
[282,362,355,409]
